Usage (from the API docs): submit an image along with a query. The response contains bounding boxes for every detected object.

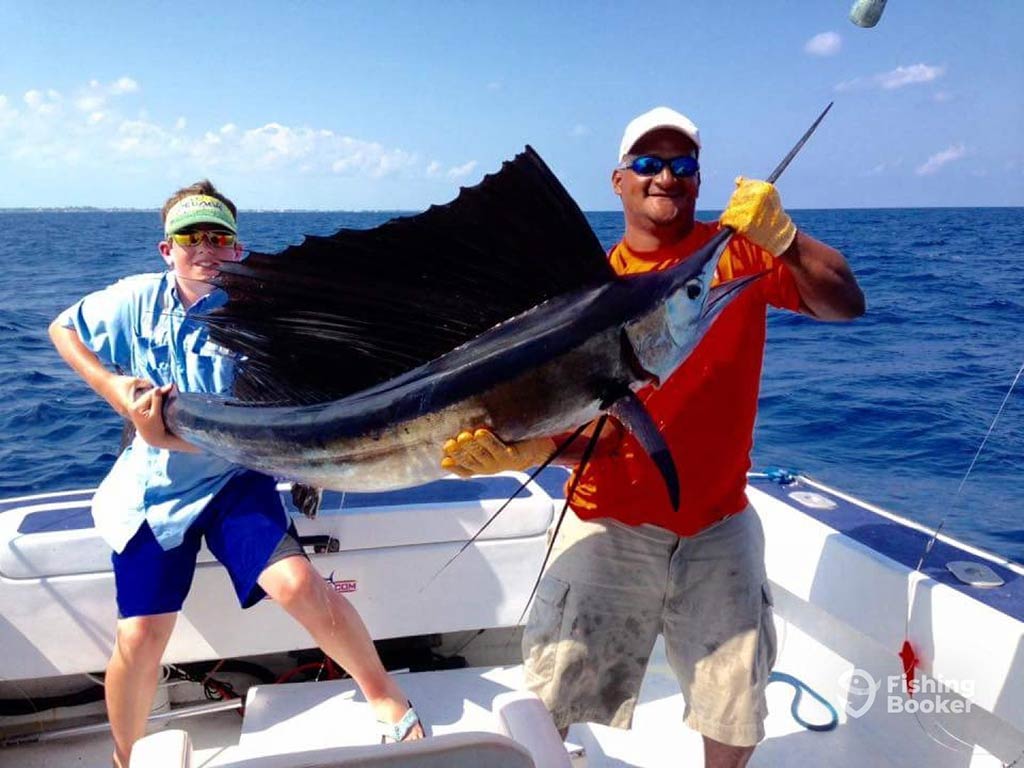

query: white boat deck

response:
[3,473,1023,766]
[5,626,1018,767]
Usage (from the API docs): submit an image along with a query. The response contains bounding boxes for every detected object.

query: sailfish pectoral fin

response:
[607,390,680,510]
[291,483,324,519]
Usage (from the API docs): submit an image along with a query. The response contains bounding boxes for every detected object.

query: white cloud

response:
[110,77,139,95]
[447,160,477,179]
[370,147,415,177]
[248,124,321,165]
[216,126,416,178]
[569,124,589,138]
[73,77,141,114]
[861,158,903,176]
[112,119,178,158]
[915,144,966,176]
[834,77,865,92]
[486,81,502,91]
[878,63,944,89]
[2,77,433,184]
[835,62,945,92]
[24,89,62,115]
[805,32,841,57]
[932,91,953,103]
[76,94,105,112]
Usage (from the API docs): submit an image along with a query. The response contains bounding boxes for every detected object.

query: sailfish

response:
[163,105,832,521]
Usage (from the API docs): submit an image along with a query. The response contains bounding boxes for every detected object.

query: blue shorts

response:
[112,471,304,618]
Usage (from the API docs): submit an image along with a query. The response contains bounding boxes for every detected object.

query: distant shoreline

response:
[1,206,1022,214]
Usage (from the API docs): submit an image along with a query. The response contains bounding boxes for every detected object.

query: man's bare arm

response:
[779,232,866,321]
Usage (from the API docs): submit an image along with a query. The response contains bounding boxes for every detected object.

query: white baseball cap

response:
[618,106,701,161]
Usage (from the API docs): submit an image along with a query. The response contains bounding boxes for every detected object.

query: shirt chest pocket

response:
[189,339,236,395]
[138,342,173,384]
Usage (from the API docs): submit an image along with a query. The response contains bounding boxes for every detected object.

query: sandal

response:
[379,700,423,743]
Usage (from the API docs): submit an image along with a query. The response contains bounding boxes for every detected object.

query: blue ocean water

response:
[1,208,1021,561]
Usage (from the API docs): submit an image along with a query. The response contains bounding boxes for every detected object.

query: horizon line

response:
[2,205,1022,214]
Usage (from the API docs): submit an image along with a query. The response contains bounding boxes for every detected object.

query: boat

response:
[1,468,1022,766]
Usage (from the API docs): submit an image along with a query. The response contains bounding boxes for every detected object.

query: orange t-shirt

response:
[567,221,802,536]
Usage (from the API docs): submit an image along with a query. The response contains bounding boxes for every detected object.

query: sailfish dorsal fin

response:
[204,147,615,405]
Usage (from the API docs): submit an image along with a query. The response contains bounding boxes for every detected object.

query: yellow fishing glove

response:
[719,177,796,257]
[441,429,555,477]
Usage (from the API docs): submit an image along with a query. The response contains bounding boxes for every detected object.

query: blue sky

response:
[1,1,1021,210]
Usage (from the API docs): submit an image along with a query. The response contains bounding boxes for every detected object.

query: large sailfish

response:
[163,106,831,514]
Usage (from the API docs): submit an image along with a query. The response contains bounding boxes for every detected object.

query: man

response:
[49,181,422,767]
[441,107,864,767]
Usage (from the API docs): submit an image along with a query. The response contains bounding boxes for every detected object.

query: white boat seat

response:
[132,729,535,768]
[130,728,192,768]
[129,684,569,768]
[233,732,536,768]
[227,668,570,768]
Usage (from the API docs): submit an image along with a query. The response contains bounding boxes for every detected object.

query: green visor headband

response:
[164,195,237,236]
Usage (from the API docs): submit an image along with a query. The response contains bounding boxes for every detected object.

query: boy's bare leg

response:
[258,555,424,739]
[106,613,177,768]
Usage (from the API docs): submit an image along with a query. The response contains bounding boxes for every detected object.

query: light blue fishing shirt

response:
[56,271,245,554]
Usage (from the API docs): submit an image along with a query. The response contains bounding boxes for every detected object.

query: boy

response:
[50,181,422,767]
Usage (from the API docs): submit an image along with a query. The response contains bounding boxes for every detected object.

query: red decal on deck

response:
[325,571,357,593]
[899,640,919,697]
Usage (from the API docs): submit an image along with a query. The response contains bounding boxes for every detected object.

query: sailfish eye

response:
[685,279,703,300]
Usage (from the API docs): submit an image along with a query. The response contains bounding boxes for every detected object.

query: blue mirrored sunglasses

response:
[618,154,700,178]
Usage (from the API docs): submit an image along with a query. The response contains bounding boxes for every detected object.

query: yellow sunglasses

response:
[170,231,237,248]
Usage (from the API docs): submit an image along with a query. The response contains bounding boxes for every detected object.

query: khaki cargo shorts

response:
[522,505,776,747]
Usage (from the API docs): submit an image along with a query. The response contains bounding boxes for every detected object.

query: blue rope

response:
[750,467,799,485]
[768,671,838,732]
